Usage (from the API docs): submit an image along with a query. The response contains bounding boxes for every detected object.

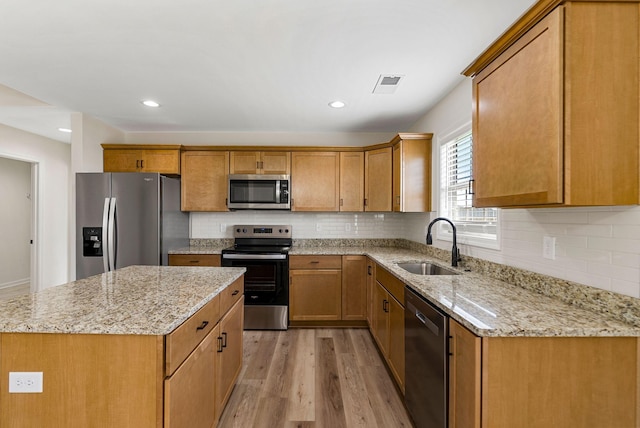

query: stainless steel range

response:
[221,225,291,330]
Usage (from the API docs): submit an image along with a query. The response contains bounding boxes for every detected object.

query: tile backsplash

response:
[191,206,640,298]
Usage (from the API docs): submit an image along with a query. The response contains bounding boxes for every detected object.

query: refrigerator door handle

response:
[108,197,117,271]
[102,197,111,273]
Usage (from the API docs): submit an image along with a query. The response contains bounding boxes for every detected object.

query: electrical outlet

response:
[9,372,43,393]
[543,236,556,260]
[220,223,226,233]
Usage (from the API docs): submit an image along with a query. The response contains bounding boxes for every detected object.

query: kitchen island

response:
[0,265,245,428]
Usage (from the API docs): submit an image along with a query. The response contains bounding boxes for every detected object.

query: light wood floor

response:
[219,328,413,428]
[0,283,30,300]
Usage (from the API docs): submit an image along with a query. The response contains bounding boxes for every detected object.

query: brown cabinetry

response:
[229,151,290,174]
[449,318,638,428]
[341,255,367,320]
[168,254,221,267]
[215,296,244,421]
[392,134,432,212]
[364,147,392,211]
[291,152,340,211]
[181,150,229,211]
[369,263,405,392]
[289,255,342,321]
[466,1,640,207]
[102,144,181,174]
[339,152,364,211]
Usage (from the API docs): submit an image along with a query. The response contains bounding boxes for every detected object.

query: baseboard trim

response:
[0,278,30,290]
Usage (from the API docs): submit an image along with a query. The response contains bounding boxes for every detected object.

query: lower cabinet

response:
[369,264,405,393]
[289,255,367,322]
[289,256,342,321]
[215,297,244,421]
[449,319,639,428]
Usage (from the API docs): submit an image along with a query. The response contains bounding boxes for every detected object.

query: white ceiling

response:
[0,0,536,144]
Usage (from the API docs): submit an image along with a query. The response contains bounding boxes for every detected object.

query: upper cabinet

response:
[229,151,291,175]
[339,151,364,212]
[291,151,340,211]
[181,150,229,212]
[465,1,640,207]
[364,147,392,212]
[392,134,432,212]
[102,144,181,175]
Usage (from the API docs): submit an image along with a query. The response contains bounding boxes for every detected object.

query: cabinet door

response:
[449,319,481,428]
[181,151,229,211]
[141,149,180,174]
[164,327,218,428]
[365,259,375,326]
[371,281,389,355]
[472,9,563,207]
[103,149,142,172]
[291,152,340,211]
[387,295,405,393]
[261,151,291,174]
[216,297,244,421]
[289,269,342,321]
[364,147,392,211]
[339,152,364,211]
[392,138,432,212]
[229,151,260,174]
[341,255,366,320]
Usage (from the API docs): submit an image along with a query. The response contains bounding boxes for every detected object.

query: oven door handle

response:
[222,253,287,260]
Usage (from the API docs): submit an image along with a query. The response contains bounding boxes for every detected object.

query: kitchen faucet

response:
[426,217,460,267]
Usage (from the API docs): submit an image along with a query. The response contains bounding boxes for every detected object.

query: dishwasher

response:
[405,286,448,428]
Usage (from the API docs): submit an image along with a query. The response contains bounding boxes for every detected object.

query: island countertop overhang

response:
[0,265,246,335]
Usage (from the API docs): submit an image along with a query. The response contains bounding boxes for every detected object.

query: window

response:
[438,128,499,249]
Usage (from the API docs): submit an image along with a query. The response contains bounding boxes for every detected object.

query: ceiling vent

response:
[373,74,404,94]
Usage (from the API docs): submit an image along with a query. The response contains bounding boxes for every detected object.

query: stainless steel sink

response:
[396,262,459,276]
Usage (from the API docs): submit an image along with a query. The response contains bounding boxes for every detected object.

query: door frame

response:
[0,153,40,292]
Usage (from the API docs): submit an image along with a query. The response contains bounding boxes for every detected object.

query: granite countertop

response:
[172,243,640,338]
[0,265,245,335]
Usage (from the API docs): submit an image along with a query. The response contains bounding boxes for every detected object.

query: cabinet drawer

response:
[290,255,342,269]
[165,295,221,375]
[375,264,404,305]
[220,277,244,314]
[168,254,221,267]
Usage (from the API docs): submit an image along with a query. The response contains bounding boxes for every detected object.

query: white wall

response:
[408,79,640,298]
[0,157,31,287]
[0,124,71,290]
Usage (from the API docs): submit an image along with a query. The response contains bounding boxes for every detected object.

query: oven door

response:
[221,254,289,305]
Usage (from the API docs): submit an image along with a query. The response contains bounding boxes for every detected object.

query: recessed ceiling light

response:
[328,100,346,109]
[141,100,161,108]
[58,127,72,133]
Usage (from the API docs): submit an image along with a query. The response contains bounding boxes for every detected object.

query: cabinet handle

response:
[383,299,389,313]
[232,289,239,296]
[364,198,368,207]
[340,198,343,206]
[217,336,224,352]
[136,160,140,168]
[222,332,228,348]
[140,159,144,169]
[367,265,372,275]
[468,179,475,196]
[196,320,209,331]
[189,260,200,264]
[310,260,320,264]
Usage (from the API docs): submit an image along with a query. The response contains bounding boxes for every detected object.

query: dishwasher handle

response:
[415,310,440,336]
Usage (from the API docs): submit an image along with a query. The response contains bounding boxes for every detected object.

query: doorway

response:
[0,155,39,295]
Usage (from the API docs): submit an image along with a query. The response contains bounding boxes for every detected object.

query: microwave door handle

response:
[275,180,281,202]
[102,198,110,273]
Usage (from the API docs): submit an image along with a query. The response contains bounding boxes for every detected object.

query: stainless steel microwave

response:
[227,174,290,210]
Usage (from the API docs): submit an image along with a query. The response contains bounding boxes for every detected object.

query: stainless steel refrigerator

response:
[76,172,189,280]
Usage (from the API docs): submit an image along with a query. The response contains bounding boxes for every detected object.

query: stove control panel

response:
[233,225,292,239]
